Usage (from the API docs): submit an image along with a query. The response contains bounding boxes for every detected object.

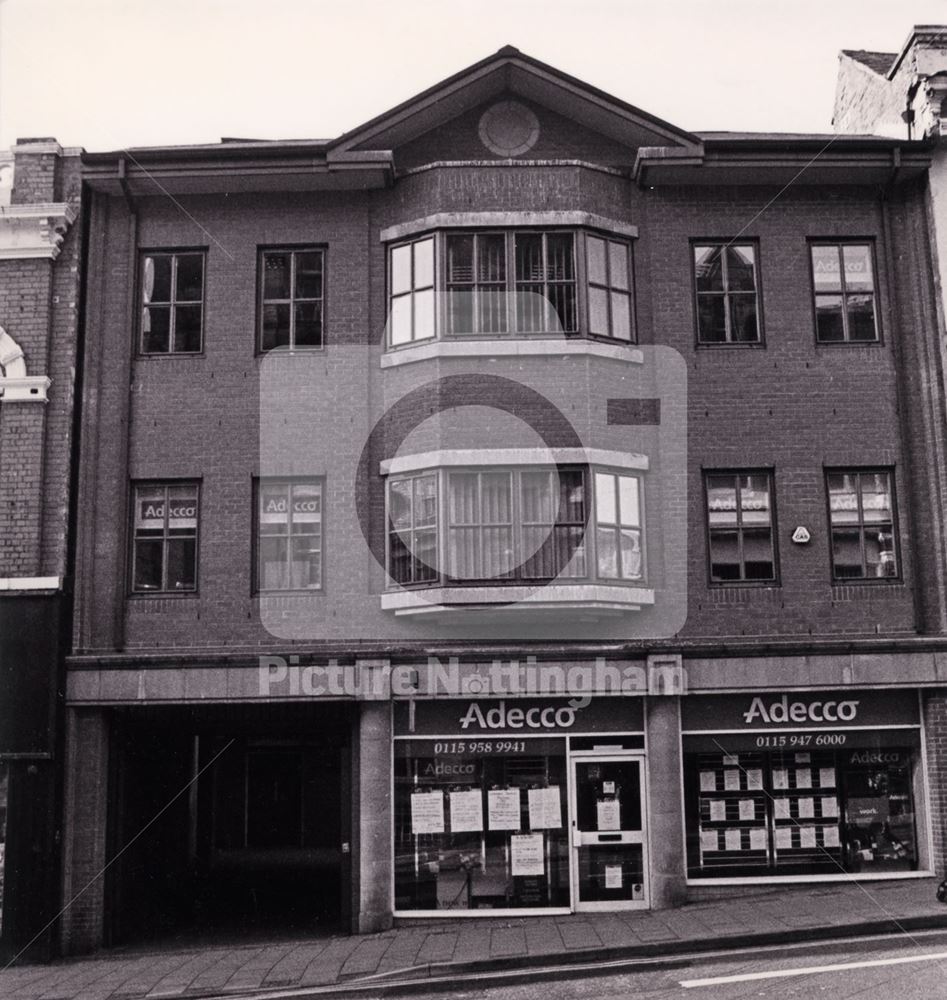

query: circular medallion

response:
[478,101,540,157]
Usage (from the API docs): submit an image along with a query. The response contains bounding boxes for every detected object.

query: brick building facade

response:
[0,140,82,961]
[59,48,947,953]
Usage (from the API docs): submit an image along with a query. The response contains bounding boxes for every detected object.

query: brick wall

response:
[70,107,942,658]
[0,147,82,582]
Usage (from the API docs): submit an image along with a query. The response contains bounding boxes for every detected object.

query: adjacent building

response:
[834,25,947,352]
[0,140,83,961]
[59,48,947,954]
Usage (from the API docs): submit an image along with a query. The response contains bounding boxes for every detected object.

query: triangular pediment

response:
[328,46,700,167]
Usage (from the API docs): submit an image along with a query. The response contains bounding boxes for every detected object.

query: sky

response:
[1,0,946,152]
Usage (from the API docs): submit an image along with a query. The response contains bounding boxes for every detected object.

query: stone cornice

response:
[0,202,78,259]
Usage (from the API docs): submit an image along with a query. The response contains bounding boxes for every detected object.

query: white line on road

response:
[680,949,947,988]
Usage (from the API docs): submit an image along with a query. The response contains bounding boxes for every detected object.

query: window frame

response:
[138,248,206,356]
[824,467,900,583]
[253,478,326,595]
[583,231,635,343]
[691,238,764,348]
[386,470,440,587]
[592,469,645,581]
[257,245,327,353]
[703,469,779,587]
[808,239,882,345]
[385,228,636,348]
[128,479,201,596]
[388,235,436,347]
[385,465,644,589]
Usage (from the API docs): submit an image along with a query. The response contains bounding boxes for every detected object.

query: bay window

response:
[387,229,633,346]
[387,467,641,587]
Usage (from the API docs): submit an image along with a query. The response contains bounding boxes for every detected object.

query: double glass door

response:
[570,754,648,910]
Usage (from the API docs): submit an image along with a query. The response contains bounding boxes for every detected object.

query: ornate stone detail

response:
[0,327,50,402]
[0,202,77,260]
[478,101,540,157]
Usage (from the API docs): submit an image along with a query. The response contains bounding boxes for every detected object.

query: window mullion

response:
[735,478,748,581]
[855,474,869,578]
[721,250,733,343]
[838,247,851,343]
[613,476,622,578]
[168,257,176,349]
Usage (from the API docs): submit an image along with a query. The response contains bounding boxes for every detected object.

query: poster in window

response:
[449,789,483,833]
[821,796,839,818]
[796,769,812,789]
[510,833,545,876]
[798,797,814,819]
[800,826,817,849]
[775,799,790,819]
[699,771,716,792]
[604,865,623,889]
[723,769,740,791]
[411,791,445,835]
[749,828,767,851]
[700,830,719,852]
[709,800,725,822]
[738,799,755,820]
[527,786,562,830]
[487,788,522,830]
[724,828,741,851]
[773,768,789,789]
[823,825,840,848]
[746,768,763,790]
[775,827,793,850]
[820,767,836,788]
[596,798,621,831]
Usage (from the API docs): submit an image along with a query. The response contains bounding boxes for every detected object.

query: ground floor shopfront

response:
[59,657,947,954]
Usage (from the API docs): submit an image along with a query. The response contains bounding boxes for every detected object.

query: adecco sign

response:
[682,690,919,732]
[394,698,644,737]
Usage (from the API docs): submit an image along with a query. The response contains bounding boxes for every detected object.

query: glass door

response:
[570,754,648,910]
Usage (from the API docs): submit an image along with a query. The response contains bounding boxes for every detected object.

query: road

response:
[325,930,947,1000]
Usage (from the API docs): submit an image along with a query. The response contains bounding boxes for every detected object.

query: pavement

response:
[2,878,946,999]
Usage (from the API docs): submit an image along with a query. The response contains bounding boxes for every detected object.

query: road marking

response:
[680,949,947,988]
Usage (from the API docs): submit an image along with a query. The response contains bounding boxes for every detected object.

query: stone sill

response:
[381,583,654,617]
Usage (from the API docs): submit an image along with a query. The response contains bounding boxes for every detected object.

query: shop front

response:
[681,689,930,883]
[393,697,649,915]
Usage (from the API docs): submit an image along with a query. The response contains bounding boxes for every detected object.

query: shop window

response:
[387,466,619,588]
[140,251,204,354]
[810,242,879,343]
[394,741,570,911]
[693,242,760,344]
[255,480,323,592]
[826,470,898,580]
[130,482,199,593]
[388,230,633,346]
[684,746,918,879]
[259,248,324,351]
[705,471,776,583]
